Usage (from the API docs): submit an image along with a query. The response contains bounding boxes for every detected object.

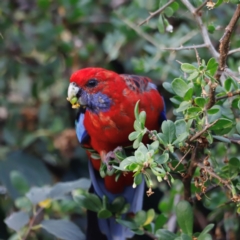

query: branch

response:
[190,184,219,202]
[116,12,163,51]
[22,207,43,240]
[228,47,240,55]
[180,0,219,59]
[197,163,232,191]
[173,147,192,170]
[216,90,240,101]
[189,119,219,142]
[195,0,208,13]
[223,136,240,145]
[225,68,240,83]
[215,5,240,81]
[182,146,198,201]
[162,43,208,51]
[138,0,175,26]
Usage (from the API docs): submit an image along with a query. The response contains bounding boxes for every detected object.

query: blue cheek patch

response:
[75,113,90,144]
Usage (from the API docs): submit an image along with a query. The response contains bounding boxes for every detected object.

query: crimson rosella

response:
[67,68,166,240]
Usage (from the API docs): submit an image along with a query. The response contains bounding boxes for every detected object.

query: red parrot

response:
[67,68,166,240]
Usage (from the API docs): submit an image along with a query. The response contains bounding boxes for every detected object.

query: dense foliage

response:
[1,0,240,239]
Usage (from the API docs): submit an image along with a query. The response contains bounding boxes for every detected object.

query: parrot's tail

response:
[88,161,145,240]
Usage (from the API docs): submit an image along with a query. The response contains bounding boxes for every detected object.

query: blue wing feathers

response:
[75,113,90,144]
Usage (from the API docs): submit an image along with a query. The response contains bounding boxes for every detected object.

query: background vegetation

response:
[1,0,240,239]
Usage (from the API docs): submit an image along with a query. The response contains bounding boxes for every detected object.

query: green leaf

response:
[207,108,220,115]
[170,96,183,106]
[194,97,206,108]
[187,71,199,81]
[134,173,143,186]
[198,233,212,240]
[97,209,112,219]
[150,141,159,150]
[119,156,137,170]
[171,78,189,98]
[134,120,141,131]
[158,15,165,33]
[10,171,29,195]
[187,107,201,115]
[229,157,240,168]
[129,131,139,141]
[236,121,240,134]
[206,58,218,75]
[79,193,102,212]
[176,200,193,237]
[163,82,175,94]
[134,100,140,121]
[164,7,174,17]
[41,219,85,240]
[120,203,130,214]
[181,63,197,73]
[154,214,168,231]
[184,88,193,101]
[155,229,177,240]
[143,209,155,226]
[110,196,125,213]
[161,120,176,144]
[224,78,233,92]
[169,2,179,11]
[134,210,147,226]
[176,101,192,112]
[175,119,187,136]
[139,111,146,127]
[212,135,231,143]
[173,132,189,145]
[116,219,138,230]
[198,223,214,239]
[214,0,223,8]
[4,211,29,232]
[133,137,141,149]
[155,153,169,164]
[209,118,233,130]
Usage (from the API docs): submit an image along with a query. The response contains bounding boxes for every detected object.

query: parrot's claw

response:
[100,146,123,163]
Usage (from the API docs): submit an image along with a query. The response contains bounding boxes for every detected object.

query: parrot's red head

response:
[67,68,125,113]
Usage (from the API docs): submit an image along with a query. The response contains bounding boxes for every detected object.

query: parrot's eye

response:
[86,79,98,88]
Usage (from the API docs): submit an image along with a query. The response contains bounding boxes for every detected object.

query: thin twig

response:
[194,47,201,66]
[183,146,198,201]
[116,12,163,50]
[195,0,208,13]
[225,68,240,83]
[173,147,192,170]
[180,0,219,59]
[228,47,240,55]
[223,136,240,145]
[162,43,208,51]
[138,0,175,26]
[22,207,43,240]
[197,163,232,191]
[216,90,240,101]
[189,119,219,142]
[215,5,240,81]
[190,184,219,202]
